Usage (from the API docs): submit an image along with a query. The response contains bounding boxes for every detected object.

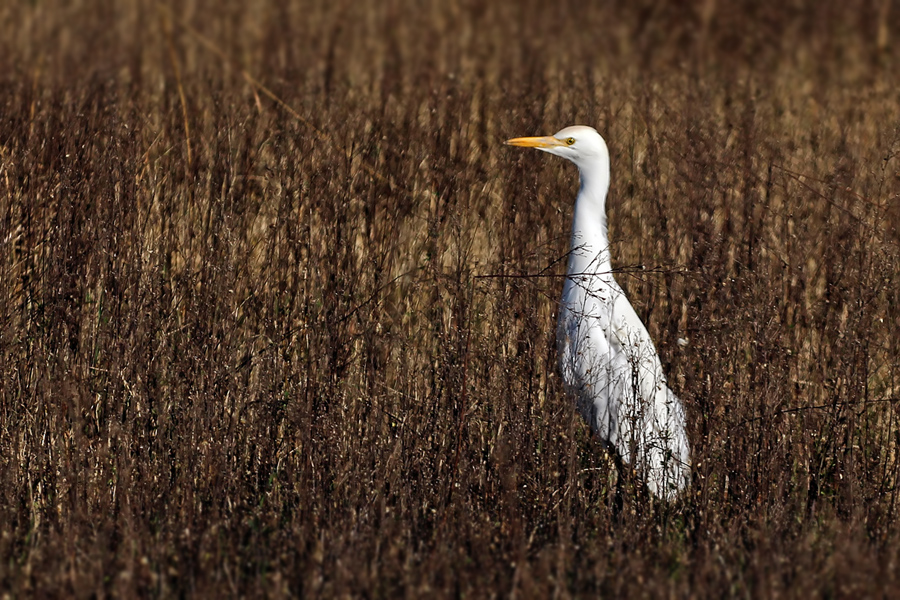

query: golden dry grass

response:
[1,0,900,597]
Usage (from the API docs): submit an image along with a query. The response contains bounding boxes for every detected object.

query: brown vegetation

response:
[1,0,900,596]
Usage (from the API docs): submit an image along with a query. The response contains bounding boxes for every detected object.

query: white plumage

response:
[507,126,690,500]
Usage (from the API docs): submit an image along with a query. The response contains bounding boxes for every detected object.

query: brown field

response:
[2,0,900,597]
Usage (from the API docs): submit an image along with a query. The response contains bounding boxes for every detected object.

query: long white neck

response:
[567,158,612,279]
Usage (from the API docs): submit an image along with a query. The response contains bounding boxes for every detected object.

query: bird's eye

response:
[565,137,576,145]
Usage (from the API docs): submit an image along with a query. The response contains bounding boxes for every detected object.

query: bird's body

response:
[507,126,690,500]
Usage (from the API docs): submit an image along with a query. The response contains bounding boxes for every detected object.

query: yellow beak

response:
[504,135,564,148]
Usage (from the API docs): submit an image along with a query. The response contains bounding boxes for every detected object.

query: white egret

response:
[506,126,690,500]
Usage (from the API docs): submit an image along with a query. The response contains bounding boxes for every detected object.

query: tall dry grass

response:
[1,0,899,596]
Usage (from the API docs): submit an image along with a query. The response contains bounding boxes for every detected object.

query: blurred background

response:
[1,0,899,596]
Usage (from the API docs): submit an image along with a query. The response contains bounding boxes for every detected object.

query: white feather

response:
[508,125,690,500]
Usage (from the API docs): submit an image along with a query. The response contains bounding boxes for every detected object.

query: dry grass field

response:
[2,0,900,597]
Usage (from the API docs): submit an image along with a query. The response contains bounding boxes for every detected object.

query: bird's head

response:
[506,125,609,171]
